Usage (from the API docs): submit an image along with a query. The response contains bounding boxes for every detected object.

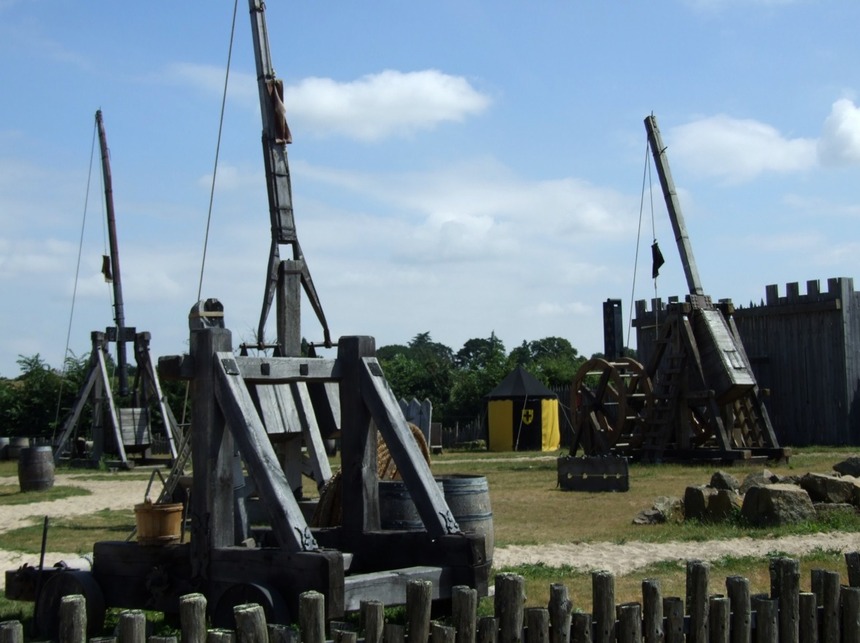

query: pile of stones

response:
[634,456,860,527]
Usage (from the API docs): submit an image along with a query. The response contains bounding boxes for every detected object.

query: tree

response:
[448,333,508,422]
[505,336,584,387]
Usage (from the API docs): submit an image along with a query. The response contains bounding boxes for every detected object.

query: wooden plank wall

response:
[632,277,860,446]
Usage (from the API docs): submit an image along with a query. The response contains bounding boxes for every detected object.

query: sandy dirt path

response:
[1,473,858,591]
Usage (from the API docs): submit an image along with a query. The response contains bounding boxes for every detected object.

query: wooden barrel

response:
[8,436,30,460]
[436,474,495,562]
[379,479,444,531]
[17,446,55,492]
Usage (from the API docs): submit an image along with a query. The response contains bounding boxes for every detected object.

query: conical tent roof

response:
[485,365,557,399]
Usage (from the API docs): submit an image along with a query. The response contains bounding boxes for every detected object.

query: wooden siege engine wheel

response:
[571,357,653,456]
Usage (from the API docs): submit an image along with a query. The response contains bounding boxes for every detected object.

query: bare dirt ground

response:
[1,473,858,591]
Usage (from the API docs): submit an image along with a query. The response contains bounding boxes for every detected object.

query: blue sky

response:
[1,0,859,378]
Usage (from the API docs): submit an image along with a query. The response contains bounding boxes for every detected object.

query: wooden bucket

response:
[379,479,444,531]
[17,446,55,492]
[134,500,183,546]
[436,474,495,562]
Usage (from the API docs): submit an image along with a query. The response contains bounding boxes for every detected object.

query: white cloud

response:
[286,70,491,141]
[670,115,816,183]
[817,99,860,167]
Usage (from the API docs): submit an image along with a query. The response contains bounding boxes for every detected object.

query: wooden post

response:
[384,624,406,643]
[821,571,841,643]
[206,630,236,643]
[570,614,592,643]
[453,585,478,643]
[726,576,751,643]
[180,593,208,643]
[662,597,684,643]
[686,561,709,643]
[753,597,777,643]
[811,570,825,607]
[234,604,268,643]
[149,637,179,643]
[433,624,457,643]
[91,638,118,643]
[0,622,23,643]
[709,596,729,643]
[299,591,326,643]
[119,610,147,643]
[841,586,860,643]
[268,624,298,643]
[496,574,525,643]
[549,583,572,643]
[526,608,550,643]
[362,600,385,643]
[334,632,358,643]
[59,594,87,643]
[845,553,860,587]
[770,557,799,643]
[592,571,615,643]
[478,617,499,643]
[407,579,433,643]
[616,603,642,643]
[641,579,662,643]
[798,593,818,643]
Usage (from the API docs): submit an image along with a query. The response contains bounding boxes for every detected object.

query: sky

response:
[1,0,859,378]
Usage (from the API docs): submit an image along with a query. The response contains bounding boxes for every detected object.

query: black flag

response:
[101,255,113,282]
[651,241,665,279]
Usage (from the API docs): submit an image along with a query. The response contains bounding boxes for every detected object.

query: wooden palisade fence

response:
[5,553,860,643]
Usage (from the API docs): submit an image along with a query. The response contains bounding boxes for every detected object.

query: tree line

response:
[0,332,589,439]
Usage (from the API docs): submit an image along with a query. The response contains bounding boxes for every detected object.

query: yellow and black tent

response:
[485,366,560,452]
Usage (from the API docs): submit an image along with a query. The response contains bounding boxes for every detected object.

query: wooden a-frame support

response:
[53,329,181,467]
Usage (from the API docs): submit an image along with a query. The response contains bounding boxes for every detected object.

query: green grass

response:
[0,509,136,554]
[0,484,90,506]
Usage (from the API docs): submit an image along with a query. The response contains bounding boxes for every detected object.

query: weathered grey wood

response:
[234,603,268,643]
[206,630,236,643]
[798,592,818,643]
[268,624,297,643]
[592,571,615,643]
[333,631,358,643]
[726,576,751,643]
[708,596,729,643]
[148,637,179,643]
[299,591,326,643]
[821,571,841,643]
[770,557,799,643]
[686,560,709,643]
[407,579,433,643]
[841,586,860,643]
[343,565,447,611]
[214,351,317,551]
[59,594,87,643]
[811,570,825,607]
[616,603,642,643]
[846,552,860,587]
[0,621,23,643]
[119,609,147,643]
[662,597,684,643]
[496,573,525,643]
[526,608,550,643]
[338,336,380,535]
[384,624,406,643]
[362,600,385,643]
[453,585,478,643]
[180,593,208,643]
[753,597,777,643]
[478,617,499,643]
[91,637,118,643]
[570,613,592,643]
[235,356,337,384]
[361,356,457,538]
[641,579,662,643]
[293,381,333,487]
[433,624,457,643]
[548,583,572,643]
[190,319,235,563]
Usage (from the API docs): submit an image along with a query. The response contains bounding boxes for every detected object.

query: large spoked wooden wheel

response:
[571,357,653,455]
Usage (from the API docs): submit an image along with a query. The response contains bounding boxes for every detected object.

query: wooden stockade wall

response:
[633,277,860,447]
[8,554,860,643]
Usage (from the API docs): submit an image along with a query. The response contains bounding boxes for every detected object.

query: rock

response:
[633,496,684,525]
[799,472,860,505]
[834,457,860,478]
[739,469,778,495]
[685,485,718,521]
[707,488,743,521]
[710,471,740,491]
[814,502,856,518]
[741,483,815,527]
